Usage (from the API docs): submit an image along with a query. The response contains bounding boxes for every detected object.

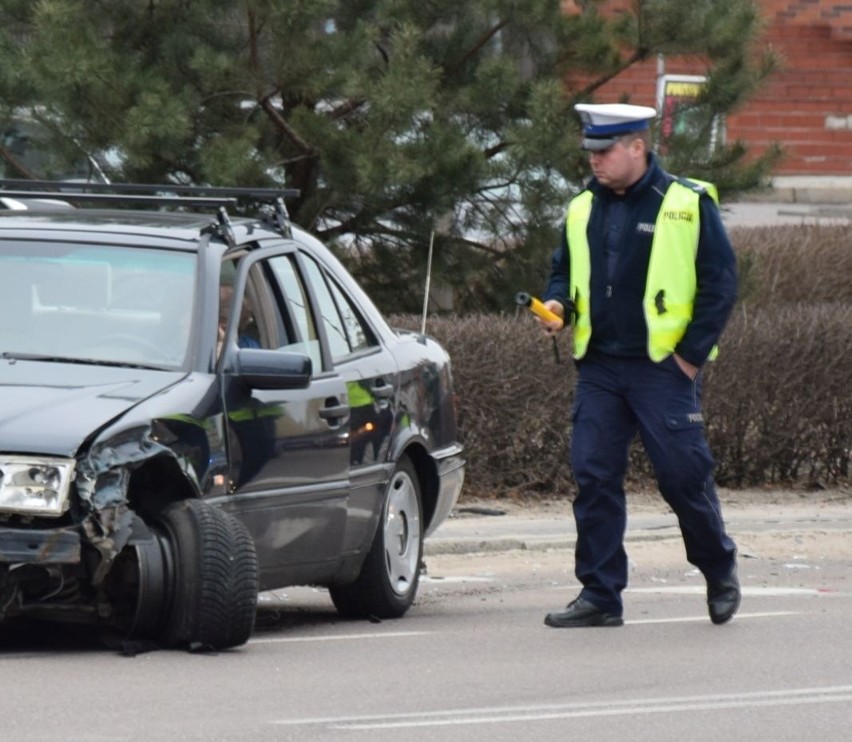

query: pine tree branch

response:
[244,4,313,155]
[576,47,650,98]
[319,195,417,240]
[484,141,511,159]
[453,235,509,258]
[329,98,367,121]
[447,19,509,78]
[0,144,38,180]
[247,5,260,73]
[258,95,315,156]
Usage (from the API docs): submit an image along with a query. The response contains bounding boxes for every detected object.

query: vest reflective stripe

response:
[643,183,701,360]
[565,180,716,361]
[566,191,593,355]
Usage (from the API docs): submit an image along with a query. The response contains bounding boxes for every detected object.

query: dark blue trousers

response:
[570,351,737,616]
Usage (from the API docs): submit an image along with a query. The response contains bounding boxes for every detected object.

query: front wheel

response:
[330,456,423,619]
[156,500,258,650]
[112,500,258,650]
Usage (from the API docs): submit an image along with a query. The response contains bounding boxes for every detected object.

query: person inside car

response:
[218,283,261,353]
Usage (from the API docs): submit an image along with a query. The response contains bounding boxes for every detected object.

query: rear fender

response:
[387,437,438,534]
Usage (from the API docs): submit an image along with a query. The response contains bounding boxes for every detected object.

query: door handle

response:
[372,381,395,399]
[319,398,349,424]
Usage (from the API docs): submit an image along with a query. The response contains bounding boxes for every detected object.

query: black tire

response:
[330,456,423,619]
[155,500,258,650]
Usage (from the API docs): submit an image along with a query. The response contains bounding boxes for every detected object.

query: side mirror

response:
[227,348,312,390]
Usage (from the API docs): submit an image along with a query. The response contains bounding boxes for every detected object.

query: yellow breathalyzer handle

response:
[515,291,564,328]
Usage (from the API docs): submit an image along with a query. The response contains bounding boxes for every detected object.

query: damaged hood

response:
[0,359,187,456]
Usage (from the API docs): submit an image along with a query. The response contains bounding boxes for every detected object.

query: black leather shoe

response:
[544,597,623,628]
[707,570,741,625]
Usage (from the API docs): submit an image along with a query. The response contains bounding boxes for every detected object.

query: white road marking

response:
[628,585,829,597]
[626,610,799,624]
[552,584,848,597]
[250,630,430,645]
[268,685,852,730]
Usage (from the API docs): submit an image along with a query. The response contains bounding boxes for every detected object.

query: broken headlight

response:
[0,456,75,516]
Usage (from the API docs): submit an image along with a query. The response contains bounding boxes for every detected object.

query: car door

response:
[219,248,350,589]
[292,250,400,555]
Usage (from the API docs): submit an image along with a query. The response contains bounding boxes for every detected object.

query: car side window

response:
[219,260,261,355]
[327,277,374,354]
[220,258,292,356]
[267,254,323,372]
[299,253,377,362]
[219,282,262,350]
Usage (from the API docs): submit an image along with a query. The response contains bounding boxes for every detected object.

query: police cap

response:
[575,103,657,151]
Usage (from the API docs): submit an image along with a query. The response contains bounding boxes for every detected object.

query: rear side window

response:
[299,254,376,362]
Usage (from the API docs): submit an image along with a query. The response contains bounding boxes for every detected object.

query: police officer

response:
[539,103,740,628]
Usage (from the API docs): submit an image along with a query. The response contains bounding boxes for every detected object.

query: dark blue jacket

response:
[543,154,738,367]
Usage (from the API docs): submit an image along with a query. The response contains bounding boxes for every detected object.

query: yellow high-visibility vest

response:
[565,179,718,361]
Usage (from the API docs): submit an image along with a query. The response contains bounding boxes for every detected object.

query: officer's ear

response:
[621,135,644,157]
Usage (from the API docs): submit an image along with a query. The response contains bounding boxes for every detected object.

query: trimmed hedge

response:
[391,224,852,498]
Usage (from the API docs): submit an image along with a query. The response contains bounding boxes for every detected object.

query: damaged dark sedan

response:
[0,181,465,651]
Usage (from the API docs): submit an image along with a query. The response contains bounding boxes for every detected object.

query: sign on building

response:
[656,74,721,152]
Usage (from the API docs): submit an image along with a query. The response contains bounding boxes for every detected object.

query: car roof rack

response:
[0,178,301,244]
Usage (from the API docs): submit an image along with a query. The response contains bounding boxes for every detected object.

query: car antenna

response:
[420,229,435,335]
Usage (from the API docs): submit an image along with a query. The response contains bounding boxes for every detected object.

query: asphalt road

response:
[1,494,849,742]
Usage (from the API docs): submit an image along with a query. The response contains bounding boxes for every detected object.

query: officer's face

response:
[588,135,647,195]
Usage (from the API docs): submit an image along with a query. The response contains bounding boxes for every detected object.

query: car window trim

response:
[294,249,385,360]
[223,241,340,377]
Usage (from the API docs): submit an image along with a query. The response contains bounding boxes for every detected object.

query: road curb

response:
[425,518,852,557]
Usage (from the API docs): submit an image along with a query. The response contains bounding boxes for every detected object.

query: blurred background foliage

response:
[0,0,777,314]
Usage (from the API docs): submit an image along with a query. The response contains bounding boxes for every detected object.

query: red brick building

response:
[563,1,852,195]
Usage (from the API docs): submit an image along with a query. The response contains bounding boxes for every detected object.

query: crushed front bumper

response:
[0,526,81,564]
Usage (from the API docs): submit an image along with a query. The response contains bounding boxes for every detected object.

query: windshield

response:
[0,241,196,369]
